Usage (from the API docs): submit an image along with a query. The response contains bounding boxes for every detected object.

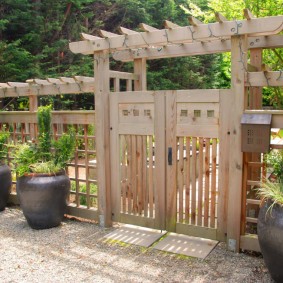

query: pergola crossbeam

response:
[69,16,283,54]
[81,33,102,41]
[98,29,120,38]
[139,23,158,32]
[215,12,228,23]
[244,9,255,20]
[118,27,139,35]
[164,20,180,29]
[113,34,283,61]
[188,16,203,26]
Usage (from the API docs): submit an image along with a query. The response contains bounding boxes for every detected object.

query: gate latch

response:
[168,147,172,165]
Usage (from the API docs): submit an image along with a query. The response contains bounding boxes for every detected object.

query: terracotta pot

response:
[258,200,283,282]
[16,171,70,229]
[0,164,12,211]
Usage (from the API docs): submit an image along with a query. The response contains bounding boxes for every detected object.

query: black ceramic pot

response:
[16,171,70,229]
[258,200,283,282]
[0,164,12,211]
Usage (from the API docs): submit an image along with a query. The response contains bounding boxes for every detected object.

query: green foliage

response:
[0,126,10,163]
[70,181,97,206]
[258,181,283,207]
[53,128,76,168]
[266,149,283,183]
[37,105,52,161]
[13,105,76,176]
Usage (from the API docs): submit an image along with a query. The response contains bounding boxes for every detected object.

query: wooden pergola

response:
[68,10,283,252]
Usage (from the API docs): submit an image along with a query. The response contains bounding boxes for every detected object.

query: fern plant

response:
[13,105,76,176]
[0,126,10,164]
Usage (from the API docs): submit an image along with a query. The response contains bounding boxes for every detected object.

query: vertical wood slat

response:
[75,149,80,207]
[142,135,147,217]
[204,138,211,227]
[126,135,132,214]
[241,152,249,235]
[131,135,137,214]
[166,91,177,231]
[136,135,142,214]
[210,138,217,228]
[185,137,191,224]
[178,137,184,223]
[197,137,204,226]
[84,124,90,208]
[191,137,197,225]
[148,135,154,217]
[121,135,127,213]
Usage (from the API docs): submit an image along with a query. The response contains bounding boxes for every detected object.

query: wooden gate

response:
[110,89,231,240]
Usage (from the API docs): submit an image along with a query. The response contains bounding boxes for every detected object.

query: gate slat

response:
[142,135,148,217]
[204,138,211,227]
[148,136,154,217]
[210,138,217,227]
[137,135,143,214]
[191,137,197,225]
[121,135,127,213]
[131,135,137,214]
[126,135,133,214]
[185,137,191,224]
[197,137,204,226]
[178,137,184,223]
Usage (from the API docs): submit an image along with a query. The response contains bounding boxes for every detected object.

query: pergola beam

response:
[0,71,139,98]
[113,34,283,61]
[215,12,228,23]
[69,16,283,54]
[246,71,283,86]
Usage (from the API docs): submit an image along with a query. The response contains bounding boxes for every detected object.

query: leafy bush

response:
[13,105,76,176]
[0,126,10,163]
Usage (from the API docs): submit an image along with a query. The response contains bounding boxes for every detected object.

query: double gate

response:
[110,89,231,241]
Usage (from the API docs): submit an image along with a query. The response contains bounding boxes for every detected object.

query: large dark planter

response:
[258,200,283,282]
[16,172,70,229]
[0,164,12,211]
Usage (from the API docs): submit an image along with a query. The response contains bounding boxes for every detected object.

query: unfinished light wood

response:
[81,33,101,40]
[98,29,119,38]
[243,9,255,20]
[164,20,180,29]
[215,12,228,23]
[139,23,158,32]
[217,89,233,241]
[95,51,112,227]
[113,34,283,61]
[188,16,203,26]
[69,16,283,54]
[118,27,139,35]
[246,71,283,86]
[166,91,177,231]
[227,35,247,252]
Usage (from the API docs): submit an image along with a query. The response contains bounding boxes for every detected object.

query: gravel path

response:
[0,207,273,283]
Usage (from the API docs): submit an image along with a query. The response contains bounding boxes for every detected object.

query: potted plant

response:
[13,105,76,229]
[0,126,12,211]
[257,149,283,282]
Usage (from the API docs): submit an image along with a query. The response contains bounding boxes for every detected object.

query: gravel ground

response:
[0,206,274,283]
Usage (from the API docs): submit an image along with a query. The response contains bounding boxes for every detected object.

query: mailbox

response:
[241,113,272,153]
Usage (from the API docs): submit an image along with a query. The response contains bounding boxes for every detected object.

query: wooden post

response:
[134,58,147,91]
[29,95,38,140]
[94,51,112,227]
[249,48,262,109]
[227,35,247,252]
[218,89,233,241]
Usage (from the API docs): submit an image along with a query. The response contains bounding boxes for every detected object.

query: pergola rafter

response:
[69,15,283,55]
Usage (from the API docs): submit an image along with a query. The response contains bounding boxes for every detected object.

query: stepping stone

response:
[104,224,166,247]
[153,233,218,259]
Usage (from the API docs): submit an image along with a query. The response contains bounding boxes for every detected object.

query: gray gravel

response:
[0,206,273,283]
